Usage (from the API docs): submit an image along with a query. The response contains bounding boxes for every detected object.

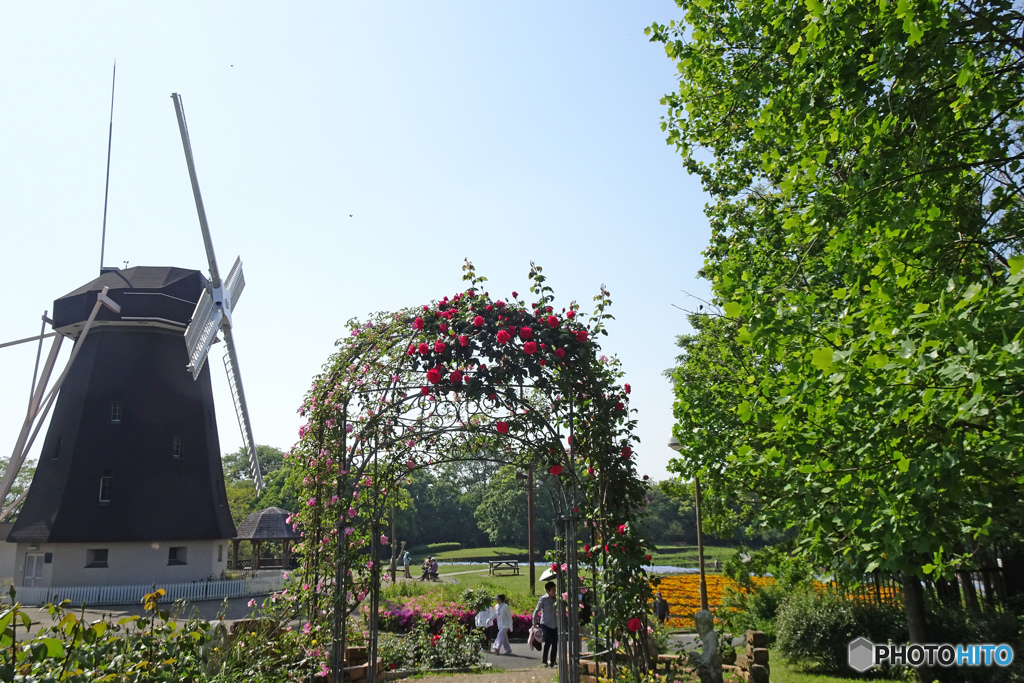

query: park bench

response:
[488,559,520,575]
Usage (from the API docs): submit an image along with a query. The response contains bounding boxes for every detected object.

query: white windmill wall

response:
[13,539,229,588]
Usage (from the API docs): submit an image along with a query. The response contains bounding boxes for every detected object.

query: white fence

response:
[10,574,284,607]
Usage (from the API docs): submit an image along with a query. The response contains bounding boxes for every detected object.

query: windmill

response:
[1,94,262,589]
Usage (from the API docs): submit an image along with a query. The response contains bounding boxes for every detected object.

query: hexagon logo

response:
[848,637,875,672]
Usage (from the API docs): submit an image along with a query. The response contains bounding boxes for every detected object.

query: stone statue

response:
[688,609,723,683]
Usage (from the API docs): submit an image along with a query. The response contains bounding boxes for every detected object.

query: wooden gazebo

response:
[232,507,301,570]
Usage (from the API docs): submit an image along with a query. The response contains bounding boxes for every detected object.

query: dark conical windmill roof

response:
[52,266,207,335]
[235,507,300,541]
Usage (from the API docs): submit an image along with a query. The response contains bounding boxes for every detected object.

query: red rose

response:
[519,326,533,340]
[414,317,425,330]
[524,341,537,354]
[547,315,558,328]
[551,562,558,571]
[539,359,546,366]
[434,340,446,354]
[628,618,642,633]
[566,310,575,319]
[439,323,447,333]
[488,393,497,401]
[496,330,511,344]
[622,446,632,458]
[624,383,631,394]
[618,524,627,534]
[418,343,430,355]
[407,344,416,356]
[495,300,505,308]
[616,402,624,411]
[486,305,492,311]
[604,544,609,553]
[645,554,652,562]
[450,370,463,383]
[511,291,518,298]
[426,368,442,384]
[546,306,553,313]
[587,467,594,476]
[549,465,562,476]
[496,421,509,434]
[473,316,484,327]
[576,330,588,343]
[583,544,590,553]
[420,386,430,395]
[459,335,469,347]
[555,348,566,358]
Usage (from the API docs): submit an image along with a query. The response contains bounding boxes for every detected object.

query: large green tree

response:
[654,0,1024,652]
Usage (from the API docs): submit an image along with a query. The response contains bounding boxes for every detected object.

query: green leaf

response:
[810,347,834,372]
[723,301,744,318]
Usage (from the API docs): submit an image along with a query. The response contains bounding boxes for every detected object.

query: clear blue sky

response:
[0,2,711,482]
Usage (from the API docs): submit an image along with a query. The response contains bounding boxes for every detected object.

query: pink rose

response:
[524,341,537,354]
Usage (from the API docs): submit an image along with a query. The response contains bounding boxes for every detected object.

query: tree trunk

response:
[902,574,938,683]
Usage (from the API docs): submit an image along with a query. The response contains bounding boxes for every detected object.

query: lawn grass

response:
[651,545,738,569]
[757,658,901,683]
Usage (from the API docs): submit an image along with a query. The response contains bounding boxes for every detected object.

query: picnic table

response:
[488,560,520,575]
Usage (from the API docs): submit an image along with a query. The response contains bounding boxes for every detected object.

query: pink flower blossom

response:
[344,527,354,536]
[348,508,357,518]
[381,535,389,545]
[248,599,256,607]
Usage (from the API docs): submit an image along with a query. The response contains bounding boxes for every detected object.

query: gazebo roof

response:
[234,507,301,541]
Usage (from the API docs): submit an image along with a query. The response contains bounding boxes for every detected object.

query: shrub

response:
[921,602,1024,683]
[409,542,461,556]
[377,632,413,671]
[721,579,788,640]
[774,588,906,673]
[408,618,484,670]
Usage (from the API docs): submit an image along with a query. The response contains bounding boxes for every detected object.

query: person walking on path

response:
[491,594,513,655]
[533,582,559,668]
[403,550,412,579]
[653,591,670,624]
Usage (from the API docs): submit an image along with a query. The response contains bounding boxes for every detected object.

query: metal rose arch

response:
[288,262,652,682]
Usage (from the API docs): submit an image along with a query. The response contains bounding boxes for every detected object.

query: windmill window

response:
[109,402,122,423]
[85,549,108,568]
[98,476,112,503]
[172,436,182,459]
[168,546,187,566]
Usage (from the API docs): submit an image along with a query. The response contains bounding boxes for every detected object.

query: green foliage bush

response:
[408,618,483,670]
[721,580,788,640]
[774,588,906,673]
[920,602,1024,683]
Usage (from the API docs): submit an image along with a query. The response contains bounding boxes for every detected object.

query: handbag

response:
[529,625,543,651]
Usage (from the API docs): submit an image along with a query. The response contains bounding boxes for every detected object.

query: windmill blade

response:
[171,93,221,288]
[222,328,263,493]
[183,288,223,380]
[223,256,245,312]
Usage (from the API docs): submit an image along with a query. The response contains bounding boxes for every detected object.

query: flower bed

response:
[654,574,774,627]
[371,594,532,636]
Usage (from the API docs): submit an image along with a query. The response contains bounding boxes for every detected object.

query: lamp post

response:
[668,435,708,612]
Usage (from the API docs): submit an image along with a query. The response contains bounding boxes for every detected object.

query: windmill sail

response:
[173,93,263,492]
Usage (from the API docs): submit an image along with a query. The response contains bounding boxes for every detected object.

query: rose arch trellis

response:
[288,263,654,682]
